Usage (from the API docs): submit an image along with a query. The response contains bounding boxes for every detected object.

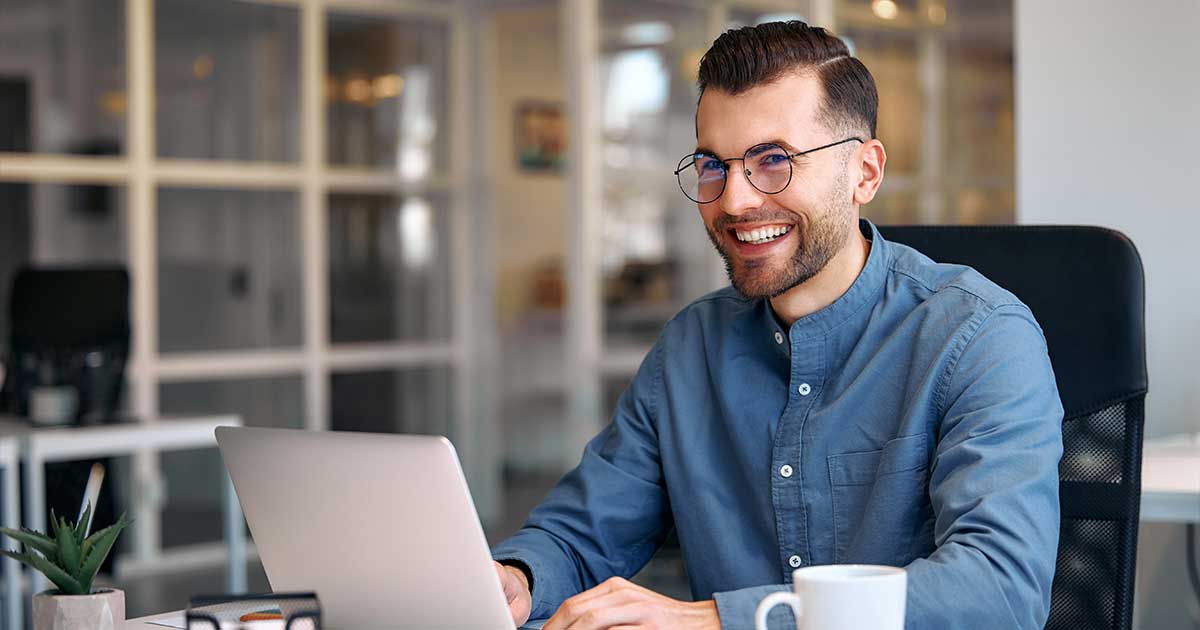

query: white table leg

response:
[23,453,46,595]
[222,472,246,594]
[3,462,22,630]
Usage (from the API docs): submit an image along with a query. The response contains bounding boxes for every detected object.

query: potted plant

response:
[1,501,129,630]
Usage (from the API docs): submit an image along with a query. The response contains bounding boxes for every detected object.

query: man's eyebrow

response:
[693,139,806,157]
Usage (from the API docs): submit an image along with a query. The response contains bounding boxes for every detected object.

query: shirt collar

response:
[760,218,890,347]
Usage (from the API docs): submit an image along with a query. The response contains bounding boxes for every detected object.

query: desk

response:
[120,610,549,629]
[1,433,19,630]
[1139,432,1200,523]
[0,415,247,628]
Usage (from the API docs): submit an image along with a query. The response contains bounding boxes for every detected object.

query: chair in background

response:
[879,225,1147,630]
[1,266,130,423]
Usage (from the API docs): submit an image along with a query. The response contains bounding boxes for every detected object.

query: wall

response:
[486,2,568,330]
[1015,1,1200,627]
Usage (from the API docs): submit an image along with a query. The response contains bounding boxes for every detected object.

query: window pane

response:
[155,0,300,162]
[331,367,453,437]
[0,0,125,153]
[326,13,450,174]
[328,193,452,343]
[599,0,717,349]
[158,377,303,548]
[158,188,302,353]
[0,182,126,343]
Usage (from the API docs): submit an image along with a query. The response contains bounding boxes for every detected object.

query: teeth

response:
[735,225,791,244]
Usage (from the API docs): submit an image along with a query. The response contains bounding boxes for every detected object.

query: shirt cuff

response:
[713,584,792,630]
[492,550,552,620]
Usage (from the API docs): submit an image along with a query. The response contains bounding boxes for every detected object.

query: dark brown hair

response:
[697,20,878,138]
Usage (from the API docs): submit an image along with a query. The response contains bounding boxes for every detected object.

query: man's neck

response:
[769,225,872,327]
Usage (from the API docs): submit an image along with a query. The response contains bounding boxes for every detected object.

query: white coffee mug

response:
[754,564,906,630]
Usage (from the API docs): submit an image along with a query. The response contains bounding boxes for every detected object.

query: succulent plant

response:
[0,504,129,595]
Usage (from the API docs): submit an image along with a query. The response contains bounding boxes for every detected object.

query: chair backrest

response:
[3,266,130,422]
[879,225,1147,630]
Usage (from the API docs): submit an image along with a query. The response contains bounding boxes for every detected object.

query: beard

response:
[705,173,855,299]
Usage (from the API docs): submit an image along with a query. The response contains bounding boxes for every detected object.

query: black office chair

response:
[1,266,130,422]
[879,225,1147,630]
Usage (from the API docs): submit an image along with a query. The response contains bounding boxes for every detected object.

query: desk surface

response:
[1140,432,1200,523]
[121,610,548,629]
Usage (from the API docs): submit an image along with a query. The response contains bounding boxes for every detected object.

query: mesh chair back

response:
[879,225,1147,630]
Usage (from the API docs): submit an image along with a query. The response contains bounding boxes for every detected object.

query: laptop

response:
[216,426,520,629]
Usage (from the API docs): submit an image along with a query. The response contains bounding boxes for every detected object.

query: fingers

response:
[544,579,651,630]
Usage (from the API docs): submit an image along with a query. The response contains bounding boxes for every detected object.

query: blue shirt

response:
[493,219,1063,630]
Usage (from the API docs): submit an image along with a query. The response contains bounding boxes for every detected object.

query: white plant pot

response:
[33,588,125,630]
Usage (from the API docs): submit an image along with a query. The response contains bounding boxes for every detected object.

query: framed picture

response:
[515,101,565,172]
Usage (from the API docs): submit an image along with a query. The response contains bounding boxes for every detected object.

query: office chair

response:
[879,225,1147,630]
[2,266,130,422]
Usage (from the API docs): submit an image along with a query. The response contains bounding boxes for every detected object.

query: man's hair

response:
[697,20,878,139]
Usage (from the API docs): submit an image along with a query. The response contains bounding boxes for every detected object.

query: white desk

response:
[0,434,20,630]
[1139,432,1200,523]
[0,415,247,629]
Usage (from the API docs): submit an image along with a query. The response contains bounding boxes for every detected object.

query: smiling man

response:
[491,21,1063,630]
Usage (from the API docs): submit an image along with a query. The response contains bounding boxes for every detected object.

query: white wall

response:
[1016,0,1200,439]
[1016,2,1200,628]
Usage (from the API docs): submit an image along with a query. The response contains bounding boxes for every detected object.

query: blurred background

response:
[0,0,1195,628]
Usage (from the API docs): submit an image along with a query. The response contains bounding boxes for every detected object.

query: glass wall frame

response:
[0,0,478,581]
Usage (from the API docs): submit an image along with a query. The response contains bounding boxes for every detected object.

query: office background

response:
[0,0,1195,628]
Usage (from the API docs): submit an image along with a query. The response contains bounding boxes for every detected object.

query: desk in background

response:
[1139,432,1200,523]
[0,415,246,630]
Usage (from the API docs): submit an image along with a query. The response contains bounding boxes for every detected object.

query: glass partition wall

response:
[0,0,475,611]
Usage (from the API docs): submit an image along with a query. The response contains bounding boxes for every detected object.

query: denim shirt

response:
[492,219,1064,630]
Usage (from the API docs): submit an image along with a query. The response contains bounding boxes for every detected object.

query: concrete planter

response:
[33,588,125,630]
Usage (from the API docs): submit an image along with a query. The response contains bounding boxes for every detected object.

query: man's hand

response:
[494,561,533,626]
[543,576,720,630]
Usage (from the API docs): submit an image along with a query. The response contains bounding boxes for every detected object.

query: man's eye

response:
[759,153,789,167]
[699,159,725,174]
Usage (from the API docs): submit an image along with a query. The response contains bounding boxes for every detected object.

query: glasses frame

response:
[674,137,864,204]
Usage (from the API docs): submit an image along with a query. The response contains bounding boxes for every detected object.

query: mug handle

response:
[755,591,804,630]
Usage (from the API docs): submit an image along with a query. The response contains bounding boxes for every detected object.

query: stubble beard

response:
[706,172,855,299]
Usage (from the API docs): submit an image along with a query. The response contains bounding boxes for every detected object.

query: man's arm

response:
[905,303,1063,629]
[492,342,675,621]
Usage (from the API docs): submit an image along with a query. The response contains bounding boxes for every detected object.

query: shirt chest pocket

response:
[827,434,932,564]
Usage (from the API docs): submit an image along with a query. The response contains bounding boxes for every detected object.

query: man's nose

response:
[718,164,763,217]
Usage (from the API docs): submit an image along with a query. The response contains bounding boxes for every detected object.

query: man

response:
[492,20,1063,630]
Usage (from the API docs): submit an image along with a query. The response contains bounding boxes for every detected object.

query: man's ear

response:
[852,139,887,206]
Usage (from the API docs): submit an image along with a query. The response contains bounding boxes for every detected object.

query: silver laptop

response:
[216,426,517,629]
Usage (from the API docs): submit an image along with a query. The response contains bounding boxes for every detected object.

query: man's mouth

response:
[729,224,793,246]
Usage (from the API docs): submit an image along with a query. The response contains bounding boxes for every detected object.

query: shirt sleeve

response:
[904,303,1064,630]
[712,584,792,630]
[491,342,674,620]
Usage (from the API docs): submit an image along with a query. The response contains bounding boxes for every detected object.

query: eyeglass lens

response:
[676,143,793,204]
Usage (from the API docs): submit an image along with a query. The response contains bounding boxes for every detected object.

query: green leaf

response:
[77,514,128,593]
[55,513,82,578]
[0,527,57,559]
[2,550,85,595]
[74,503,92,542]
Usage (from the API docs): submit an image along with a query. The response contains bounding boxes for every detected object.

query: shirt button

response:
[779,465,793,478]
[774,331,784,344]
[789,555,803,568]
[798,383,811,396]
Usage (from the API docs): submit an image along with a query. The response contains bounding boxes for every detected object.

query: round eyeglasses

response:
[674,137,863,204]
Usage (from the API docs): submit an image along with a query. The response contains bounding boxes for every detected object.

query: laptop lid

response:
[216,426,516,630]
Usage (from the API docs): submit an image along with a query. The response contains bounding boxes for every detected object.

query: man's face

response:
[694,72,858,298]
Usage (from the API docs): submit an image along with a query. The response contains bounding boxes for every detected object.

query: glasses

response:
[674,137,863,204]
